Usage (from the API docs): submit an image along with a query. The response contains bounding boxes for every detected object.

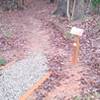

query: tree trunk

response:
[53,0,67,16]
[71,0,76,20]
[66,0,71,20]
[48,0,55,3]
[72,0,85,20]
[17,0,25,9]
[0,0,25,11]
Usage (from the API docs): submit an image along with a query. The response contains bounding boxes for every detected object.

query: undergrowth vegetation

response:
[0,57,6,66]
[92,0,100,7]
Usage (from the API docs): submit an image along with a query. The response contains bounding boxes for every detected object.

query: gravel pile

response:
[0,52,49,100]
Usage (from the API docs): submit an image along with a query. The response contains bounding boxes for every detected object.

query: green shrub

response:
[91,0,100,7]
[0,57,6,66]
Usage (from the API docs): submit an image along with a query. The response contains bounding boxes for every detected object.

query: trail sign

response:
[70,27,84,36]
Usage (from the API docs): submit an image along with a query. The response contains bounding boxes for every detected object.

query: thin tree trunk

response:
[17,0,24,9]
[71,0,76,20]
[66,0,71,20]
[72,0,85,20]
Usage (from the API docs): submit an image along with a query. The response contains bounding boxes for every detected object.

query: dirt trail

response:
[23,1,84,99]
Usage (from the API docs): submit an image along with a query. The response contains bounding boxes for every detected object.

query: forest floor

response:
[0,0,100,100]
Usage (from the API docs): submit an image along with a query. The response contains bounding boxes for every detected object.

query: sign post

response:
[70,27,84,64]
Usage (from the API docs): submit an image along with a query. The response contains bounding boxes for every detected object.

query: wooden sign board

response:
[70,27,84,36]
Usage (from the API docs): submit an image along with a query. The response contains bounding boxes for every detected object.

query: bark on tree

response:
[72,0,85,20]
[48,0,55,3]
[17,0,25,9]
[53,0,67,16]
[0,0,25,11]
[66,0,70,20]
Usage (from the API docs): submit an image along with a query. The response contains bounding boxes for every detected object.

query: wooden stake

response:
[72,36,80,64]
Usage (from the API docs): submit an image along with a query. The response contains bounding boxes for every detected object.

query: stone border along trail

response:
[0,52,49,100]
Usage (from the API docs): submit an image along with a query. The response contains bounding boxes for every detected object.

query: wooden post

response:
[70,27,84,64]
[72,36,80,64]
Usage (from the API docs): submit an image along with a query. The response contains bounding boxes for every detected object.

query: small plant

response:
[64,32,74,39]
[4,32,12,38]
[0,57,6,66]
